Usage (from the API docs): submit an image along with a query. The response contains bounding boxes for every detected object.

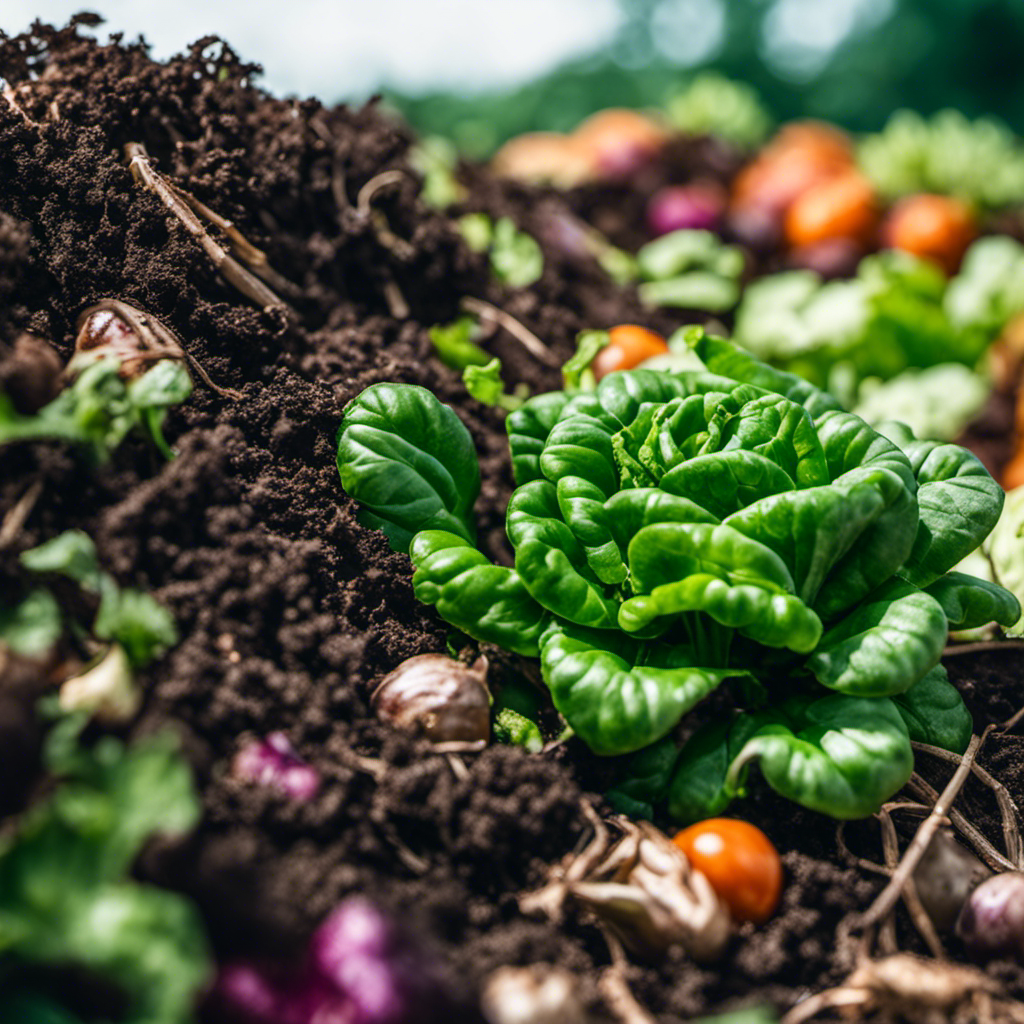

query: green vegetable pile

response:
[0,716,209,1024]
[636,230,744,313]
[859,109,1024,209]
[336,329,1020,822]
[734,237,1024,415]
[664,72,772,151]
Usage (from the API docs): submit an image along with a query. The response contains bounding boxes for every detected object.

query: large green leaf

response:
[507,392,570,486]
[886,429,1007,586]
[925,571,1022,630]
[541,623,736,755]
[410,531,548,656]
[337,383,480,553]
[807,579,947,696]
[660,450,796,520]
[726,694,914,819]
[892,664,973,754]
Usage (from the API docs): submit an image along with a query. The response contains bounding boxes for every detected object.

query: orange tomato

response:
[882,194,977,275]
[784,171,878,248]
[592,325,669,379]
[673,818,783,924]
[769,121,854,166]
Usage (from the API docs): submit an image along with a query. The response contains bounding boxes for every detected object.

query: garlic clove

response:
[372,653,490,745]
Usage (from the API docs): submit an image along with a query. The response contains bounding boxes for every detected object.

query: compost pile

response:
[3,18,1024,1024]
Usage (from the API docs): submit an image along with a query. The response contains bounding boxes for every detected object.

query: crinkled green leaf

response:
[410,530,547,656]
[726,694,914,819]
[925,571,1021,630]
[661,450,796,520]
[541,622,738,755]
[337,383,480,552]
[507,392,570,486]
[880,426,1006,587]
[807,579,947,696]
[893,664,973,754]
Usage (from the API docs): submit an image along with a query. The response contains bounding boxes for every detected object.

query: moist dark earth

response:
[1,19,1024,1024]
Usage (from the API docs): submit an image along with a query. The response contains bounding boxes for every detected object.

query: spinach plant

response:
[336,329,1019,821]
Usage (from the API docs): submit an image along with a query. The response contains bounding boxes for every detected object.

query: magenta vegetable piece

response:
[232,732,321,801]
[214,962,346,1024]
[647,185,723,236]
[957,871,1024,961]
[787,238,863,280]
[310,898,392,968]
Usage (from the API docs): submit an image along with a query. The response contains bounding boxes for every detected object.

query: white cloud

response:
[2,0,623,101]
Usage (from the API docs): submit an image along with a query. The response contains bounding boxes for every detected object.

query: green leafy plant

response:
[336,330,1018,821]
[7,530,178,668]
[458,213,544,289]
[0,357,193,461]
[463,358,528,411]
[733,248,995,403]
[0,715,210,1024]
[664,72,772,151]
[858,109,1024,209]
[636,230,744,313]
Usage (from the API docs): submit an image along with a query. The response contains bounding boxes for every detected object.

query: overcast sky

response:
[3,1,623,102]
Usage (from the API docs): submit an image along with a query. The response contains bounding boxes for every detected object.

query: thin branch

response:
[905,773,1016,872]
[912,741,1023,868]
[596,924,657,1024]
[780,987,868,1024]
[0,480,43,550]
[879,808,944,959]
[461,296,559,367]
[942,640,1024,657]
[835,822,891,878]
[858,732,986,930]
[125,143,290,313]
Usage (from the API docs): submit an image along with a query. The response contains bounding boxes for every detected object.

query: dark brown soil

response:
[2,19,1024,1024]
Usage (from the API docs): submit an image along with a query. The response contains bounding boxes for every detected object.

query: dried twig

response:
[879,808,945,959]
[858,732,986,930]
[125,143,291,312]
[355,170,416,261]
[905,773,1016,872]
[0,480,43,550]
[942,639,1024,657]
[912,740,1023,868]
[76,299,242,399]
[2,83,37,125]
[460,296,559,366]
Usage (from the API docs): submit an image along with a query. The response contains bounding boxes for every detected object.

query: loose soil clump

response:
[1,19,1023,1024]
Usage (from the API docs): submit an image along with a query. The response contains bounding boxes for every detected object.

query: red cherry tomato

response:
[882,194,977,275]
[673,819,783,924]
[592,325,670,380]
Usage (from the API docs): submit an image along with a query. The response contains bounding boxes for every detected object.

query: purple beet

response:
[647,184,723,236]
[232,732,321,801]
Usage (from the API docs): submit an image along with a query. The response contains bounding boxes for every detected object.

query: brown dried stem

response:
[596,924,657,1024]
[356,170,416,261]
[460,296,559,366]
[905,773,1016,872]
[942,639,1024,657]
[857,732,985,931]
[77,299,241,400]
[125,143,290,312]
[912,740,1023,868]
[0,480,43,551]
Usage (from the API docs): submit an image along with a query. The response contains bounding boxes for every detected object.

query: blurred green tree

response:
[388,0,1024,155]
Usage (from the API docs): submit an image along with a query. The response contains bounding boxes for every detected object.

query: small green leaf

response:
[94,584,179,668]
[561,330,609,392]
[458,212,494,252]
[0,589,62,657]
[337,383,481,552]
[428,316,492,370]
[490,217,544,288]
[463,357,525,411]
[21,531,102,591]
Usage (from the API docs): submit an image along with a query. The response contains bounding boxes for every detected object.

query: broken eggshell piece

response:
[371,653,490,745]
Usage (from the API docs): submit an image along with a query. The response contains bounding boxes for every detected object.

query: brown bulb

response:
[372,654,490,744]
